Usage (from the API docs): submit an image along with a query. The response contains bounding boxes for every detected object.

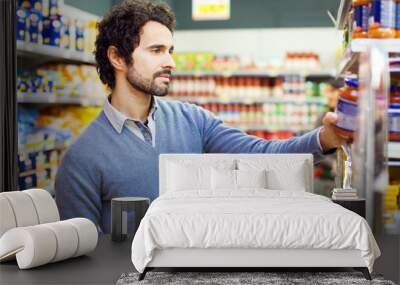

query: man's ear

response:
[107,46,127,71]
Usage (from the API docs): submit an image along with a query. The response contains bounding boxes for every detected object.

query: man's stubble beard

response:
[126,64,169,97]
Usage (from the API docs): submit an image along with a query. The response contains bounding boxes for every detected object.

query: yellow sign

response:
[192,0,230,21]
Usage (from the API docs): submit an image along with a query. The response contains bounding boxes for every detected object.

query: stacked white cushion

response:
[66,218,98,257]
[211,168,236,190]
[24,189,60,223]
[236,169,267,189]
[168,163,211,191]
[237,155,312,192]
[211,169,268,191]
[0,196,17,237]
[42,221,79,262]
[0,189,98,269]
[1,191,39,227]
[166,158,236,192]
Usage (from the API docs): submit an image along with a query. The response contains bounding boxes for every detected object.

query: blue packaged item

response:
[16,7,28,41]
[75,19,85,52]
[28,8,42,43]
[49,0,59,16]
[42,15,61,47]
[61,15,70,48]
[369,0,396,29]
[396,1,400,31]
[30,0,43,11]
[18,153,37,173]
[18,174,37,190]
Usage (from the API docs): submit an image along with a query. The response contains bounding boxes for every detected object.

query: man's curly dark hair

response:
[94,0,176,89]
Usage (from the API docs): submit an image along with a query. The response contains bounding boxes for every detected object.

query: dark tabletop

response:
[0,234,134,285]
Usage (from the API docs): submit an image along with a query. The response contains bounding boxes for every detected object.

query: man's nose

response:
[163,53,176,70]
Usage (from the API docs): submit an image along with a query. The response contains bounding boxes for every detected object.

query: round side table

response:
[111,197,150,242]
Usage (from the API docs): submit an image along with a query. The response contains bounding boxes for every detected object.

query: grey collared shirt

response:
[103,96,157,147]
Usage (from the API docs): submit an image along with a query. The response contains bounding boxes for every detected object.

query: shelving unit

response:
[337,39,400,77]
[17,41,95,65]
[173,70,335,78]
[166,96,326,105]
[389,142,400,159]
[334,6,400,283]
[15,3,102,194]
[336,0,351,30]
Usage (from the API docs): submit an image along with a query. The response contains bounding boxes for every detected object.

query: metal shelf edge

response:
[17,41,95,64]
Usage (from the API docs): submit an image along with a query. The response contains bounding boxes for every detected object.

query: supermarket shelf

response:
[389,142,400,159]
[17,93,105,106]
[226,123,308,133]
[387,161,400,167]
[173,70,335,78]
[337,39,400,76]
[166,96,327,105]
[17,41,95,65]
[19,140,70,156]
[336,0,351,29]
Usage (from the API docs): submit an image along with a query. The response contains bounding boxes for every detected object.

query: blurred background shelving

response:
[334,0,400,282]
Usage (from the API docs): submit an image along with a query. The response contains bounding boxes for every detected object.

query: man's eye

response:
[152,49,162,54]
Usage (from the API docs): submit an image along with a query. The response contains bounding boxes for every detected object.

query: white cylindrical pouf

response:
[67,218,98,257]
[24,189,60,223]
[0,226,57,269]
[0,192,39,227]
[42,221,79,262]
[0,196,17,237]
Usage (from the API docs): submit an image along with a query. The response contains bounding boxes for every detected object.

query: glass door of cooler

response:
[353,45,400,235]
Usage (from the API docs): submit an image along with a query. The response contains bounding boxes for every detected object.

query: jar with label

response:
[389,85,400,141]
[353,0,370,38]
[368,0,396,38]
[334,79,359,139]
[395,0,400,37]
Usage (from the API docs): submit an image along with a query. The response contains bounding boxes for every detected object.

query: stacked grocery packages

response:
[16,0,97,53]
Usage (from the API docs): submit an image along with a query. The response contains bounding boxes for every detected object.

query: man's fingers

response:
[322,112,338,126]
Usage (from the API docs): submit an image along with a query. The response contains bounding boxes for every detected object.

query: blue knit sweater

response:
[55,99,323,233]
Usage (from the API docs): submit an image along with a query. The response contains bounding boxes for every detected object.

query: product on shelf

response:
[384,183,400,231]
[172,52,215,72]
[17,63,108,99]
[172,51,324,74]
[389,84,400,141]
[368,0,397,38]
[352,0,370,38]
[17,106,101,190]
[196,101,326,133]
[247,130,295,140]
[169,75,327,102]
[16,0,98,53]
[283,52,321,72]
[345,0,400,40]
[396,0,400,37]
[334,79,359,139]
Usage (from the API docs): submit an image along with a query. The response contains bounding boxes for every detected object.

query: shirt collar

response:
[103,95,158,134]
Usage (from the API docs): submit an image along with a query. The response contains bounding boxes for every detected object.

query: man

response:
[55,0,345,233]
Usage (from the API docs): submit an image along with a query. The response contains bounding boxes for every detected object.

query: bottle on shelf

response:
[395,0,400,37]
[352,0,370,38]
[368,0,396,38]
[389,85,400,141]
[334,78,359,139]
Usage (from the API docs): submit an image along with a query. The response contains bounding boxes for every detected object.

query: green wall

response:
[64,0,339,29]
[64,0,113,16]
[173,0,340,30]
